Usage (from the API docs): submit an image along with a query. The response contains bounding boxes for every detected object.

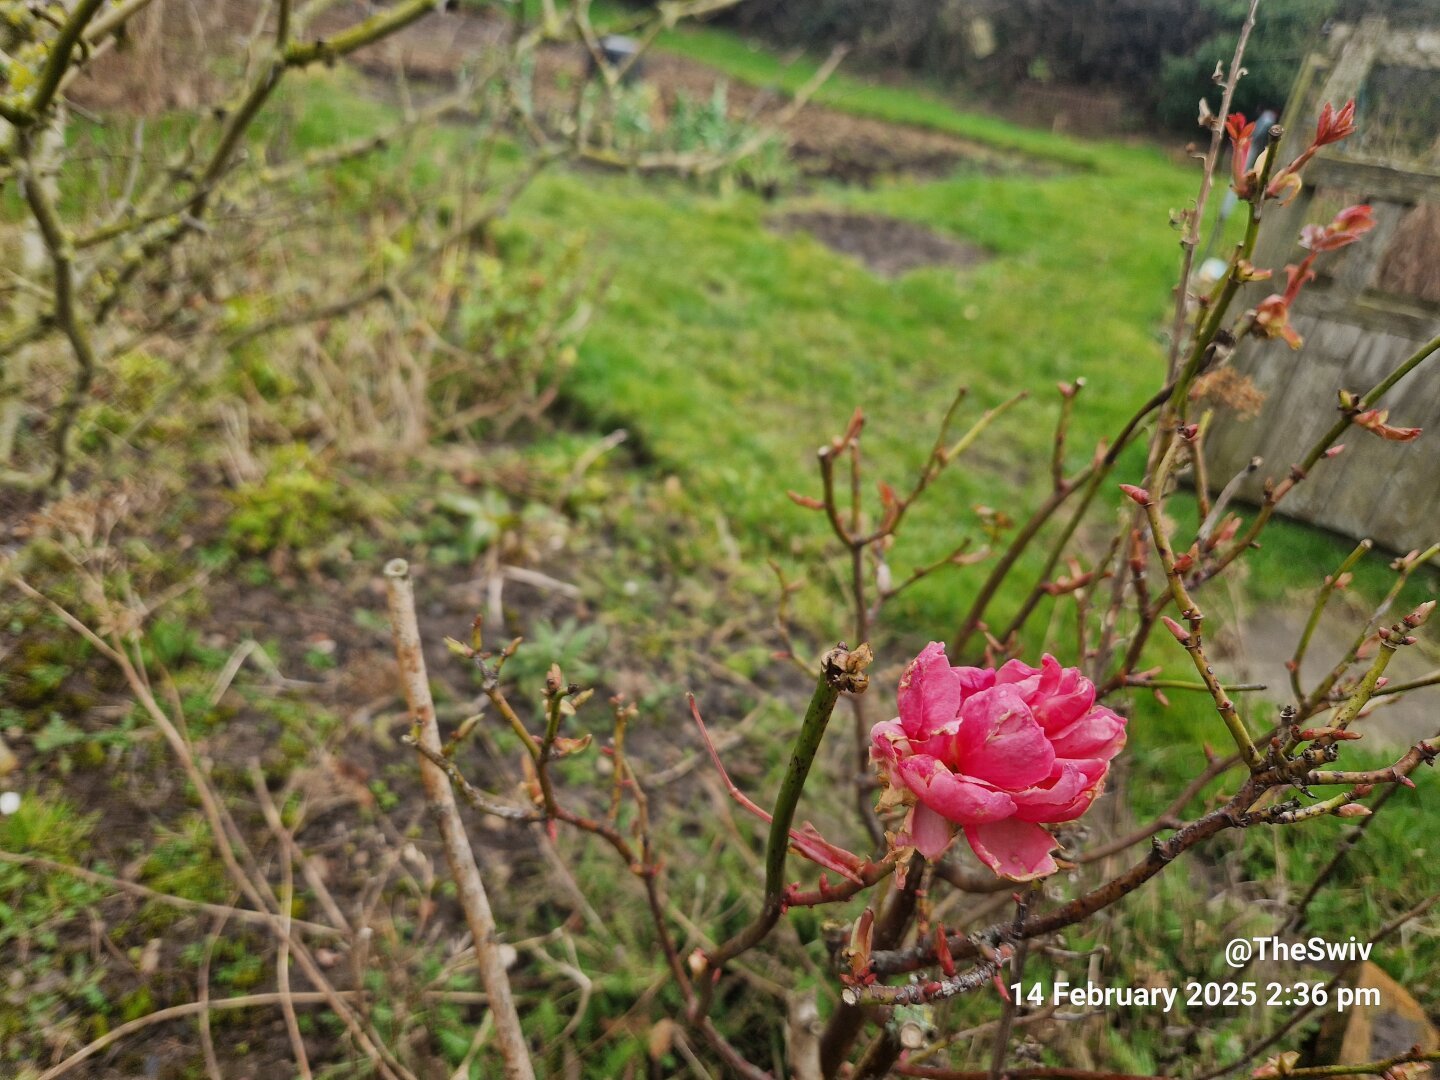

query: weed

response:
[227,444,389,560]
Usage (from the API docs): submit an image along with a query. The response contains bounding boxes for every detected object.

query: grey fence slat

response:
[1203,16,1440,554]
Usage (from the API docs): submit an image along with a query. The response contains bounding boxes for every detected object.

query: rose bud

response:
[1162,616,1192,644]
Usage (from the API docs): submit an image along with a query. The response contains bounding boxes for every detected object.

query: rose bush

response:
[871,643,1127,879]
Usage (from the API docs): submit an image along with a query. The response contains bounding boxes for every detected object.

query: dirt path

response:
[1218,603,1439,749]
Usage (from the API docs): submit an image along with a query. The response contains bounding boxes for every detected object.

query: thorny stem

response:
[1325,629,1402,735]
[1191,410,1214,523]
[1373,668,1440,697]
[987,892,1034,1080]
[851,1026,903,1080]
[1267,1052,1440,1079]
[785,856,899,908]
[1163,0,1261,386]
[404,738,541,822]
[693,645,870,1019]
[1290,538,1372,702]
[1125,677,1265,693]
[1172,119,1282,422]
[1300,543,1439,719]
[1134,448,1264,770]
[819,860,924,1077]
[1052,381,1083,490]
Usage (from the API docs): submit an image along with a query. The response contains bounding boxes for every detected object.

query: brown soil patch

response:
[770,210,989,277]
[67,1,256,114]
[321,4,1029,185]
[66,2,1037,186]
[631,54,1012,185]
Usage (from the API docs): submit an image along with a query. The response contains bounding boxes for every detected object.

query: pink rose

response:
[871,643,1126,880]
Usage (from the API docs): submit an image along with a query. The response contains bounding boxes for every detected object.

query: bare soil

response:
[769,209,990,278]
[324,4,1028,186]
[69,1,1036,187]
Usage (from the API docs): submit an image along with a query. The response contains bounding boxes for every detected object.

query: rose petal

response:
[898,642,964,740]
[1048,706,1127,761]
[870,718,909,771]
[1011,760,1108,823]
[964,819,1059,881]
[908,804,955,859]
[1029,663,1096,733]
[896,756,1015,825]
[951,665,997,699]
[994,657,1043,694]
[951,686,1055,790]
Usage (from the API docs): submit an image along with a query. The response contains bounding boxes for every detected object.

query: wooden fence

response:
[1205,16,1440,554]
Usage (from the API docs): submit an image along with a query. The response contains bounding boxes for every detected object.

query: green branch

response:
[283,0,448,67]
[22,0,109,123]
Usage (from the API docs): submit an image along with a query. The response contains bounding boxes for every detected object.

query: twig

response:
[249,762,353,935]
[0,850,342,938]
[384,559,535,1080]
[275,817,314,1080]
[1162,0,1261,384]
[1289,538,1372,702]
[1130,465,1264,769]
[36,991,363,1080]
[1262,1051,1440,1078]
[197,903,232,1080]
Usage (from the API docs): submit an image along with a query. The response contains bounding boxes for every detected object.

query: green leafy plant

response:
[226,444,385,558]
